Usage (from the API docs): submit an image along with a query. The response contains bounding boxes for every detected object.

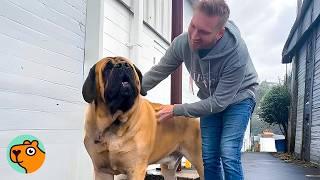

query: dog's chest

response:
[90,134,139,172]
[89,145,128,175]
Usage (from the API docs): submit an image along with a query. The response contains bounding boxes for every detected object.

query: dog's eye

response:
[26,147,36,156]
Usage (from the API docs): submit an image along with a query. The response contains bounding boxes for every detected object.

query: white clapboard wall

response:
[103,0,130,57]
[0,0,89,179]
[103,0,172,104]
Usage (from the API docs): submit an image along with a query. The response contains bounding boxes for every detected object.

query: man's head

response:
[188,0,230,50]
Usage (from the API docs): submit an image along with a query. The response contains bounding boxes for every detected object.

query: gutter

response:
[282,0,319,63]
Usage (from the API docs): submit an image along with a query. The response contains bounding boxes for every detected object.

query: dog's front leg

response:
[127,163,147,180]
[94,170,114,180]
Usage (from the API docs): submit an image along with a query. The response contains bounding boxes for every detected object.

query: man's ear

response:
[133,64,147,96]
[82,64,97,103]
[216,27,225,40]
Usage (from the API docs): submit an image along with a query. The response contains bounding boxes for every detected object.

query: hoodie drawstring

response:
[189,75,194,95]
[208,61,213,112]
[189,52,195,95]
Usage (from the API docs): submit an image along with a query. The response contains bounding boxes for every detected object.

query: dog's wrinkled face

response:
[103,59,138,114]
[82,57,146,114]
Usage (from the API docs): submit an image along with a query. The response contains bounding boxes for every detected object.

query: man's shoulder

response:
[173,32,188,45]
[170,32,190,57]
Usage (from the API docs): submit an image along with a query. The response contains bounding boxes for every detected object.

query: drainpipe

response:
[297,0,302,16]
[171,0,183,171]
[129,0,143,66]
[171,0,183,105]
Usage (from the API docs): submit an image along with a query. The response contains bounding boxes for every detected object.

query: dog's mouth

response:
[121,81,129,88]
[103,62,139,114]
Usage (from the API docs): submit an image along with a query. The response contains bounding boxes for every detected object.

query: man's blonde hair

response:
[193,0,230,29]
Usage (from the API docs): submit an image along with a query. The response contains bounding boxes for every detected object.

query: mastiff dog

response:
[82,56,204,180]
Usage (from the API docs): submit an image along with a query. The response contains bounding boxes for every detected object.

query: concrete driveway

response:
[243,152,320,180]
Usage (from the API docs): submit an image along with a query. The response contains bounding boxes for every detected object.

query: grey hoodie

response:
[142,21,259,117]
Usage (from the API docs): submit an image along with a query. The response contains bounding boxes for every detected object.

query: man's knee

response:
[220,147,241,165]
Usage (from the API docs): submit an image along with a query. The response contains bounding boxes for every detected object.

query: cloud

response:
[226,0,297,82]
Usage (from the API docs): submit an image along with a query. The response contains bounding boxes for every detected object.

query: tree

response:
[258,84,290,138]
[255,81,276,103]
[250,81,282,136]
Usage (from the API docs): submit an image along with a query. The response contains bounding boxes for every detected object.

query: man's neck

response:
[198,35,224,58]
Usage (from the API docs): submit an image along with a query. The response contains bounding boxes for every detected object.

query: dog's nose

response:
[13,150,21,156]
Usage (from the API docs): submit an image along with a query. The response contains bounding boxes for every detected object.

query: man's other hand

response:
[156,105,174,122]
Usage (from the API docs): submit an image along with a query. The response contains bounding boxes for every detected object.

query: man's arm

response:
[173,63,246,117]
[142,38,183,93]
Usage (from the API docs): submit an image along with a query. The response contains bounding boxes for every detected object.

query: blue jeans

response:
[200,98,255,180]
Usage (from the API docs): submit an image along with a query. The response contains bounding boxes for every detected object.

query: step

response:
[145,169,200,180]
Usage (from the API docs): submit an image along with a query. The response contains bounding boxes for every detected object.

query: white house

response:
[0,0,88,179]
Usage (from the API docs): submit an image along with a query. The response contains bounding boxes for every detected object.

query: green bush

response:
[258,84,290,138]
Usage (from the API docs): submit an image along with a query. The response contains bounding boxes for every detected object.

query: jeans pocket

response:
[247,98,256,117]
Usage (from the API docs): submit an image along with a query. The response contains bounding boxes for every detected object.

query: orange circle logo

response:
[7,135,46,174]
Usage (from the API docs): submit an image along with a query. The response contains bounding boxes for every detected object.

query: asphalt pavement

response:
[243,152,320,180]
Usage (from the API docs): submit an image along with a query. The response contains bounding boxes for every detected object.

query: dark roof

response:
[282,0,320,64]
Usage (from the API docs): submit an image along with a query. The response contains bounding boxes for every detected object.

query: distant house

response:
[282,0,320,164]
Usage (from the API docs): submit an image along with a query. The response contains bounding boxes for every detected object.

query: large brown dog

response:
[82,57,204,180]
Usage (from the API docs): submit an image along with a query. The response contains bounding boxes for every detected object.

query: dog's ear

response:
[133,64,147,96]
[82,64,97,103]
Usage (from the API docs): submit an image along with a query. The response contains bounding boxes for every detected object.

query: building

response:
[282,0,320,163]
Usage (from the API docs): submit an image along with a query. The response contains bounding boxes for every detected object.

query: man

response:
[142,0,258,179]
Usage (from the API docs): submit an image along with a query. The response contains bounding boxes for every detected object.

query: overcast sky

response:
[225,0,297,83]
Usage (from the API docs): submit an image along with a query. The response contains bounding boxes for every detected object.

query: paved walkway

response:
[243,152,320,180]
[147,152,319,179]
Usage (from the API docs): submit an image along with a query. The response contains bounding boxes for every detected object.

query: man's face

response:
[188,11,224,50]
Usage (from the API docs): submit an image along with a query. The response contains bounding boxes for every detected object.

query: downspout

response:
[129,0,143,66]
[297,0,303,16]
[171,0,183,105]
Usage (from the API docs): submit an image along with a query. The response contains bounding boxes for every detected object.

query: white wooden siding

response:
[311,24,320,163]
[118,0,132,8]
[295,43,307,156]
[103,0,130,57]
[143,0,171,41]
[140,25,171,104]
[0,0,87,179]
[0,35,82,74]
[103,0,172,104]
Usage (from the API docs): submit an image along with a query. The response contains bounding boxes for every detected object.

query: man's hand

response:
[156,105,174,122]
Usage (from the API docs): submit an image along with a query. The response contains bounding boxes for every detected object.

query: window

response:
[143,0,171,41]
